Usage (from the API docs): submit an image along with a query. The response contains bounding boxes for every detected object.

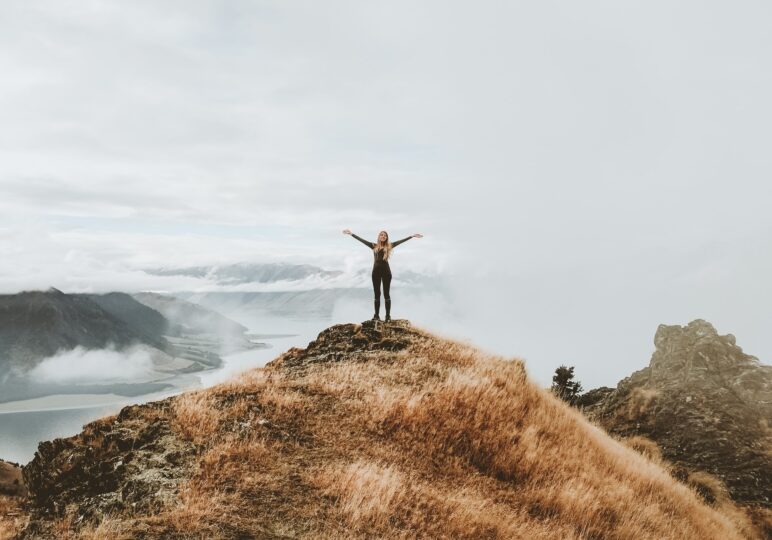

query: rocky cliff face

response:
[585,319,772,507]
[19,400,197,538]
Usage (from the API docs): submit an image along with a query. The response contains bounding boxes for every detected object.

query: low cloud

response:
[27,345,155,384]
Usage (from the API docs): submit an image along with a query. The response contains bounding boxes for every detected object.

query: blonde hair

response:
[375,230,393,261]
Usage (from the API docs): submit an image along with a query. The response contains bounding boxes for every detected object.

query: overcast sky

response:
[1,1,770,387]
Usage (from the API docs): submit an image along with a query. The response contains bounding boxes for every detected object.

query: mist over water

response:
[27,346,156,384]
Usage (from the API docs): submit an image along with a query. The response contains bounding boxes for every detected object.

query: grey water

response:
[0,406,117,464]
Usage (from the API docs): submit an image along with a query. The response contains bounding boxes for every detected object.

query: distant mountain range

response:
[144,263,343,285]
[177,289,369,321]
[143,262,443,291]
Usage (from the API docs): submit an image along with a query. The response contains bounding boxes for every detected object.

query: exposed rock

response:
[270,319,414,370]
[19,398,197,538]
[575,386,614,408]
[584,319,772,507]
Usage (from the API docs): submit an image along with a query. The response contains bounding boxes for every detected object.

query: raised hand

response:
[342,229,352,235]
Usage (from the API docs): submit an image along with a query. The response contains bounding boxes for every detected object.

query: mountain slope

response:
[0,289,170,375]
[582,319,772,510]
[15,321,760,539]
[132,292,256,354]
[133,293,247,336]
[83,292,170,350]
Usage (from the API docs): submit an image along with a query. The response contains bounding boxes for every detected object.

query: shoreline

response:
[0,389,184,415]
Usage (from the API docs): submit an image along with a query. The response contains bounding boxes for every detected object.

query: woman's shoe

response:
[372,314,381,321]
[385,314,392,322]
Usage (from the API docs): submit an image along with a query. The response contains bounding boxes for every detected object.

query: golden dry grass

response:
[172,390,223,445]
[620,435,664,464]
[0,494,27,540]
[49,514,129,540]
[622,387,660,420]
[34,323,766,539]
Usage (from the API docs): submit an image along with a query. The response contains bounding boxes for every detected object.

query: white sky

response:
[1,1,770,387]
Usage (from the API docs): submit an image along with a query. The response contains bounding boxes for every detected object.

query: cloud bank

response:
[27,346,156,384]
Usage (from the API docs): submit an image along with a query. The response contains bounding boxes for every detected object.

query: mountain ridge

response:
[10,320,762,539]
[582,319,772,511]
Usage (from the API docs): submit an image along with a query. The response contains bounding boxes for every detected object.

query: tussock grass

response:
[172,390,222,444]
[73,516,130,540]
[623,387,660,419]
[156,484,235,536]
[0,494,26,540]
[314,460,406,529]
[621,435,664,465]
[685,471,760,538]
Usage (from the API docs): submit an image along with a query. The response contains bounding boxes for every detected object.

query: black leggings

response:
[372,263,392,300]
[372,263,392,314]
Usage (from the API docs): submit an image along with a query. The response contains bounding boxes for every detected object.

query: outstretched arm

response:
[343,229,374,248]
[391,233,423,248]
[352,233,375,248]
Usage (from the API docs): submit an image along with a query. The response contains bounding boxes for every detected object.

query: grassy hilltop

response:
[6,320,763,539]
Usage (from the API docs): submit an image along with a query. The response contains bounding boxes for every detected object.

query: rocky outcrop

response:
[271,318,414,370]
[584,319,772,506]
[19,398,197,538]
[575,386,614,408]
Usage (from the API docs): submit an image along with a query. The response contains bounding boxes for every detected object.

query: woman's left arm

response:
[392,233,423,247]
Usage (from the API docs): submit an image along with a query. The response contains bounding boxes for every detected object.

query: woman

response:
[342,229,423,321]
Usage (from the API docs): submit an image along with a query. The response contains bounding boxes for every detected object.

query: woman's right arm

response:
[351,233,374,249]
[343,229,374,248]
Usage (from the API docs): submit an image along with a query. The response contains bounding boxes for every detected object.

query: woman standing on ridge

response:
[342,229,423,321]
